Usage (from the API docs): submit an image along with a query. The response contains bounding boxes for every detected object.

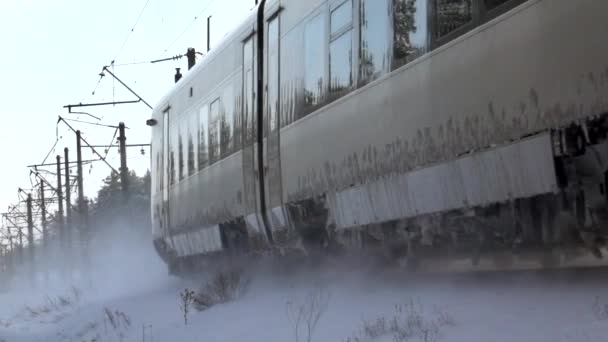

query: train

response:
[148,0,608,273]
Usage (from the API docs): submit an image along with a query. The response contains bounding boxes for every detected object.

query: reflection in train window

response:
[267,16,280,132]
[198,105,209,170]
[178,122,185,181]
[360,0,390,83]
[243,37,255,145]
[330,1,353,94]
[187,113,197,176]
[162,110,169,201]
[209,98,221,164]
[304,13,325,108]
[330,31,352,93]
[170,121,178,185]
[435,0,473,38]
[279,26,301,126]
[393,0,428,69]
[330,0,352,34]
[221,86,235,157]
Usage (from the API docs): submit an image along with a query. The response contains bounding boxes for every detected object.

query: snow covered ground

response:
[2,235,608,342]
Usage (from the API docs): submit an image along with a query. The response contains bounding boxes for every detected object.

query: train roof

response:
[151,4,261,116]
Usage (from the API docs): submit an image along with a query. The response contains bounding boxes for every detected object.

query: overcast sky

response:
[0,0,253,217]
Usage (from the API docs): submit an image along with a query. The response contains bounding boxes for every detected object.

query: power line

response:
[112,0,153,64]
[158,0,218,58]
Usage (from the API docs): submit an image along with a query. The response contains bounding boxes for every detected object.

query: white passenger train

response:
[149,0,608,273]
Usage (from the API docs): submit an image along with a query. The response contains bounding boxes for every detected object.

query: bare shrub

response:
[179,289,195,325]
[344,299,455,342]
[193,269,250,311]
[286,286,331,342]
[104,307,132,330]
[22,287,82,320]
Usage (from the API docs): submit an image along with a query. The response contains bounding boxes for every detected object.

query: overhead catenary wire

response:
[112,0,153,64]
[158,0,218,58]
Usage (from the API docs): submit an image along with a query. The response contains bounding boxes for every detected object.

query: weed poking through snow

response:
[179,289,196,325]
[193,269,251,311]
[286,286,331,342]
[344,299,455,342]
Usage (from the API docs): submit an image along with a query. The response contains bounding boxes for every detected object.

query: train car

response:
[148,0,608,273]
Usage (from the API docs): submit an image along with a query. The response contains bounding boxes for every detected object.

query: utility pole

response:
[64,147,72,250]
[39,181,47,247]
[26,193,35,279]
[76,129,89,271]
[56,155,64,245]
[118,122,129,197]
[76,130,87,229]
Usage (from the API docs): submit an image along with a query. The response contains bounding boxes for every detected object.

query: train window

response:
[279,26,301,126]
[484,0,511,11]
[221,85,235,156]
[162,110,169,201]
[435,0,473,38]
[170,120,178,185]
[178,122,185,181]
[360,0,390,83]
[267,16,280,132]
[393,0,429,69]
[330,0,352,34]
[329,31,352,93]
[187,114,197,176]
[208,98,221,164]
[198,105,209,170]
[304,13,325,108]
[329,1,353,94]
[243,37,255,145]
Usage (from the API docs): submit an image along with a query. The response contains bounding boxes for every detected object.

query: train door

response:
[241,34,265,239]
[263,14,289,232]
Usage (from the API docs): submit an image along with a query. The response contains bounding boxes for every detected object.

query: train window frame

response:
[359,0,392,83]
[187,111,197,177]
[329,0,354,96]
[208,97,221,164]
[479,0,527,23]
[198,104,209,170]
[431,0,480,49]
[302,10,327,111]
[266,14,280,133]
[162,108,170,202]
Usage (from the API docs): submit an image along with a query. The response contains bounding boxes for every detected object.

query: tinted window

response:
[484,0,511,10]
[243,37,256,145]
[221,86,234,157]
[435,0,472,38]
[330,31,352,92]
[162,111,169,201]
[198,105,209,169]
[394,0,428,69]
[209,98,221,164]
[178,122,185,181]
[170,120,178,184]
[360,0,390,82]
[330,1,352,94]
[267,17,280,132]
[331,1,352,34]
[187,113,197,176]
[304,13,325,108]
[280,25,302,126]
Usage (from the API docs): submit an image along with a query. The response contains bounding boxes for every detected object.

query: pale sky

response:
[0,0,253,217]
